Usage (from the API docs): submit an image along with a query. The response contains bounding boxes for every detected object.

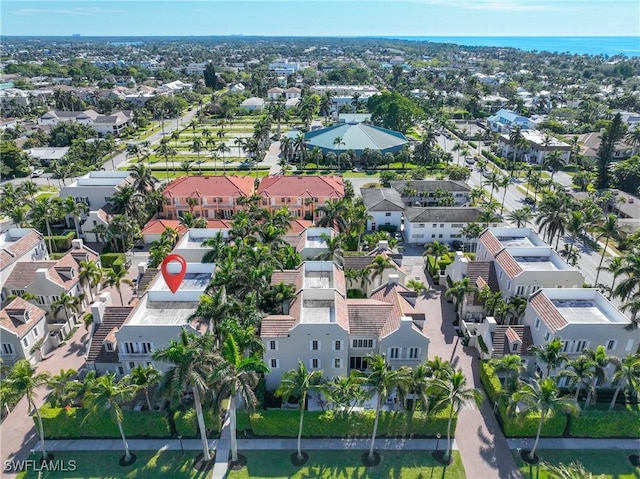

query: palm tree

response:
[192,136,203,174]
[582,345,610,408]
[592,214,619,285]
[484,171,504,203]
[426,356,454,380]
[62,196,88,239]
[85,373,138,464]
[598,256,624,300]
[424,240,450,266]
[536,194,569,248]
[365,254,394,288]
[445,277,475,319]
[363,354,410,461]
[543,461,594,479]
[52,292,80,322]
[333,136,345,172]
[608,354,640,410]
[6,360,51,459]
[490,355,523,394]
[497,175,511,215]
[323,372,366,415]
[507,207,533,228]
[431,369,483,462]
[128,163,157,195]
[543,150,565,179]
[404,362,431,413]
[560,357,595,402]
[506,296,528,325]
[79,260,103,301]
[47,368,78,407]
[209,333,268,463]
[30,196,60,253]
[565,211,585,250]
[104,268,134,306]
[128,365,161,412]
[528,338,568,379]
[276,361,323,462]
[153,330,215,461]
[511,377,578,461]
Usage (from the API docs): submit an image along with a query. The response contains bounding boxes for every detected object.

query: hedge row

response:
[39,406,170,439]
[240,409,452,438]
[570,409,640,438]
[174,408,221,437]
[43,232,75,253]
[100,253,126,273]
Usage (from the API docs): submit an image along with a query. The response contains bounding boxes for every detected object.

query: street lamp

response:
[178,435,184,455]
[435,433,441,453]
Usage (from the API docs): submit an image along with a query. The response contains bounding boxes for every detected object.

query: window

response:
[575,340,589,352]
[438,234,443,238]
[2,343,14,355]
[270,358,279,369]
[22,337,29,348]
[311,358,320,369]
[105,342,114,352]
[128,362,135,370]
[507,282,512,291]
[606,340,617,351]
[440,224,444,228]
[512,343,519,352]
[117,367,124,375]
[452,224,463,228]
[385,212,391,217]
[431,234,436,238]
[334,358,341,368]
[32,327,39,339]
[417,223,425,228]
[389,347,400,359]
[499,271,503,280]
[333,340,342,351]
[409,347,420,359]
[268,340,278,351]
[310,340,320,351]
[516,285,526,296]
[352,339,374,348]
[432,224,437,228]
[626,339,635,352]
[544,331,550,341]
[349,356,368,370]
[124,342,154,354]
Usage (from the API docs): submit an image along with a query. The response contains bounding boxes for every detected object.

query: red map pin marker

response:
[161,254,187,294]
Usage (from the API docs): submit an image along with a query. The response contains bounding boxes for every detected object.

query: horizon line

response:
[1,34,638,38]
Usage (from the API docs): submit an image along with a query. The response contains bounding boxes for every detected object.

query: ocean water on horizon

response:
[379,36,640,57]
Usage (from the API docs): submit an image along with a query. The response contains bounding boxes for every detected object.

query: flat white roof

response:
[552,300,616,324]
[127,298,198,326]
[514,256,559,271]
[301,300,335,324]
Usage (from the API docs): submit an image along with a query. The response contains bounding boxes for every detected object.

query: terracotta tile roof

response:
[0,230,44,271]
[257,176,344,199]
[343,249,402,271]
[478,230,504,257]
[347,299,393,336]
[3,261,57,290]
[466,261,499,305]
[162,176,255,198]
[333,263,347,295]
[495,249,523,279]
[529,291,568,333]
[288,220,314,234]
[0,297,47,338]
[260,315,297,337]
[492,325,533,358]
[282,234,303,250]
[86,307,133,364]
[334,292,350,332]
[206,220,233,229]
[270,270,300,287]
[370,282,425,339]
[141,219,189,236]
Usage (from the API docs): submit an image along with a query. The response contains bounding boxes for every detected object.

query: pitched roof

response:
[270,270,300,287]
[492,325,533,358]
[257,176,344,199]
[287,219,314,234]
[465,261,499,305]
[343,249,402,271]
[86,307,133,364]
[346,299,393,336]
[162,176,255,198]
[141,219,189,236]
[529,291,568,333]
[495,249,523,279]
[3,261,57,290]
[260,316,297,337]
[478,229,504,257]
[390,180,472,194]
[361,188,405,211]
[0,230,44,271]
[368,282,426,339]
[0,297,47,338]
[304,122,408,153]
[404,207,482,223]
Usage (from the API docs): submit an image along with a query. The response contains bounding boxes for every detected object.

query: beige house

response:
[261,262,429,390]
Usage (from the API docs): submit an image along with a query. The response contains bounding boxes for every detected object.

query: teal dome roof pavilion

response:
[304,122,408,156]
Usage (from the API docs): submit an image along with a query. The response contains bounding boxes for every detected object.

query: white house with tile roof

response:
[0,298,51,365]
[260,262,428,389]
[0,229,48,301]
[523,288,640,383]
[404,207,485,245]
[342,242,405,296]
[476,228,584,299]
[361,188,405,231]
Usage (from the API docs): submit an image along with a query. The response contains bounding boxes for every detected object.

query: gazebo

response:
[304,122,408,157]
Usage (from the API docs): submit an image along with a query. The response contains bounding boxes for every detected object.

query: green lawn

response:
[514,449,639,479]
[228,450,466,479]
[16,451,212,479]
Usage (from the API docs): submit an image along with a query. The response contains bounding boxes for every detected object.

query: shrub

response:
[245,409,451,438]
[497,402,566,437]
[100,253,126,272]
[468,141,477,148]
[44,232,75,253]
[570,409,640,438]
[173,408,220,438]
[479,362,503,404]
[38,405,170,438]
[377,224,397,233]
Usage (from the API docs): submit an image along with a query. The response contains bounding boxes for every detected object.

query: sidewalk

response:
[507,438,640,450]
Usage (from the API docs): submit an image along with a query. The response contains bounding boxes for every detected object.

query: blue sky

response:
[2,0,639,37]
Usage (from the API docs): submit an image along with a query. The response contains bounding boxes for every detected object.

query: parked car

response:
[451,240,464,251]
[522,197,535,206]
[31,169,44,178]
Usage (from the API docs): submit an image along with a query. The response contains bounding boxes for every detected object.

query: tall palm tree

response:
[506,296,528,325]
[104,268,134,306]
[614,252,640,302]
[153,330,215,461]
[333,136,345,172]
[497,175,511,215]
[506,206,533,228]
[404,362,431,413]
[426,356,454,380]
[209,333,268,463]
[30,196,60,254]
[535,194,569,248]
[598,256,624,300]
[543,150,565,179]
[128,365,161,412]
[85,373,138,464]
[52,292,80,322]
[560,357,595,402]
[6,360,50,459]
[512,377,578,461]
[490,355,524,394]
[565,211,585,250]
[431,369,483,462]
[445,277,475,319]
[608,354,640,410]
[365,254,394,288]
[47,368,78,408]
[62,196,88,240]
[592,213,619,285]
[323,372,366,415]
[363,354,410,461]
[582,345,610,408]
[528,338,568,379]
[79,260,103,302]
[424,240,449,266]
[128,163,157,195]
[276,361,323,462]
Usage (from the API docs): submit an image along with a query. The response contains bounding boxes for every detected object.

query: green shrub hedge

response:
[100,253,126,272]
[479,362,503,404]
[570,409,640,438]
[173,408,220,437]
[39,406,170,439]
[244,409,452,438]
[44,232,75,253]
[497,403,566,437]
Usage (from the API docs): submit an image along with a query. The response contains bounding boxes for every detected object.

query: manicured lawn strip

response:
[151,170,269,180]
[228,450,466,479]
[16,451,211,479]
[513,449,638,479]
[240,409,452,437]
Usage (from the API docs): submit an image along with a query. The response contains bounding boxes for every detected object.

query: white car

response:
[31,169,44,178]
